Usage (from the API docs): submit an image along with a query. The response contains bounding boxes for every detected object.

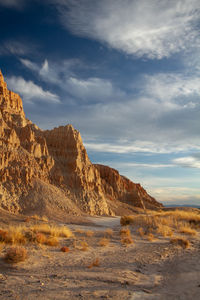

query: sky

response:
[0,0,200,206]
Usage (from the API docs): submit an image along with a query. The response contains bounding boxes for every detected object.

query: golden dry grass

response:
[4,246,27,263]
[104,228,114,237]
[120,227,133,246]
[29,215,48,222]
[30,224,73,238]
[45,236,59,246]
[85,230,94,237]
[121,209,200,240]
[88,258,100,268]
[179,225,197,236]
[170,237,190,249]
[73,240,89,251]
[99,237,110,247]
[120,216,134,226]
[0,226,27,245]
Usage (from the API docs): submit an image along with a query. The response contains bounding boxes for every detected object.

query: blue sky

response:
[0,0,200,206]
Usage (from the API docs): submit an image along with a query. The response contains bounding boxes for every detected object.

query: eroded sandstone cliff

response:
[0,70,162,216]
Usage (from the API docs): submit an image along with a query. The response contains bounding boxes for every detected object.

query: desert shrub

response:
[120,216,134,226]
[36,233,46,244]
[25,217,31,223]
[45,237,59,247]
[88,258,100,268]
[99,237,109,247]
[61,246,70,252]
[25,231,37,242]
[170,237,190,249]
[179,225,197,236]
[31,224,72,238]
[146,233,155,241]
[75,228,84,234]
[156,224,173,237]
[73,240,89,251]
[121,236,133,245]
[0,229,8,242]
[120,227,133,245]
[104,228,113,237]
[120,228,131,237]
[4,247,27,263]
[80,241,89,251]
[4,226,27,245]
[138,227,145,237]
[85,230,94,237]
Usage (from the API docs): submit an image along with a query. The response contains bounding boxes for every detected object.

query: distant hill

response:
[165,204,200,209]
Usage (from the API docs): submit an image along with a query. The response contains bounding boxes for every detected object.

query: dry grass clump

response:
[179,225,197,236]
[146,233,156,241]
[4,247,27,263]
[36,233,46,244]
[88,258,100,268]
[120,227,131,237]
[122,209,200,240]
[0,226,27,245]
[61,246,70,253]
[75,228,84,234]
[156,224,173,237]
[170,237,190,249]
[104,228,114,237]
[45,237,59,246]
[29,215,48,222]
[85,230,94,237]
[0,229,8,242]
[120,227,133,246]
[120,216,134,226]
[121,236,133,245]
[99,237,110,247]
[73,240,89,251]
[30,224,72,238]
[138,227,145,237]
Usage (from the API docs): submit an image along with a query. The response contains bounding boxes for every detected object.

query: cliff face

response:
[0,70,162,216]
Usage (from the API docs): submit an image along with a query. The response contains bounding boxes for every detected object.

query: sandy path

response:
[0,216,200,299]
[87,216,121,228]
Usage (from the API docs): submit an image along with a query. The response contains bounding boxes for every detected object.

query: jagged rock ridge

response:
[0,70,162,216]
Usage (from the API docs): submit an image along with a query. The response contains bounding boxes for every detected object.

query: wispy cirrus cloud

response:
[6,76,60,103]
[52,0,200,59]
[0,40,36,56]
[0,0,25,8]
[20,58,125,103]
[173,155,200,169]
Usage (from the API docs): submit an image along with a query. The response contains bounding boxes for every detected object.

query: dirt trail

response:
[0,216,200,299]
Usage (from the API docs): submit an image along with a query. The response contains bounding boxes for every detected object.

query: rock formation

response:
[0,70,162,217]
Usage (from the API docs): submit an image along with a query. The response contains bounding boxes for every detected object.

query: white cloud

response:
[20,58,39,71]
[53,0,200,59]
[144,73,200,108]
[20,57,83,85]
[84,140,200,155]
[173,156,200,168]
[6,76,60,103]
[66,76,124,102]
[96,161,174,169]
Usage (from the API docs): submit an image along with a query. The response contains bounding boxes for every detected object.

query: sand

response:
[0,215,200,300]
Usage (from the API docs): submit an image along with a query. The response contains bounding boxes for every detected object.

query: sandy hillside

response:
[0,210,200,300]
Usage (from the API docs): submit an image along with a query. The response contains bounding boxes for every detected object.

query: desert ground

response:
[0,209,200,300]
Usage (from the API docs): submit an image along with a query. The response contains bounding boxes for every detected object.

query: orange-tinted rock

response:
[0,70,162,216]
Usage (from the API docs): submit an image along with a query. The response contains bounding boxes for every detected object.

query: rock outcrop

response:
[0,70,162,216]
